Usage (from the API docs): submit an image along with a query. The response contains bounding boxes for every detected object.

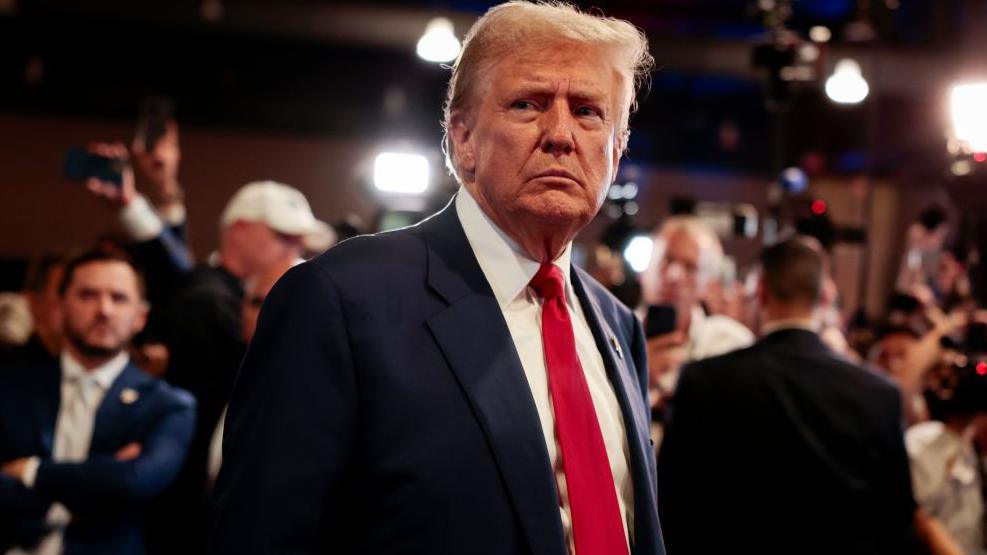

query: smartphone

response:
[63,148,124,186]
[645,304,677,338]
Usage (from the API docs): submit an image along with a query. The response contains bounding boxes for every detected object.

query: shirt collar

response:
[760,317,818,337]
[455,188,575,308]
[60,350,129,390]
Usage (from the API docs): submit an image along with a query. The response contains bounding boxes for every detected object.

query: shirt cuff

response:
[160,203,187,227]
[119,194,165,241]
[20,456,40,488]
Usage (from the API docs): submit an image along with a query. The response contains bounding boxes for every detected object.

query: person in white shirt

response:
[0,247,195,555]
[908,361,987,555]
[639,216,753,406]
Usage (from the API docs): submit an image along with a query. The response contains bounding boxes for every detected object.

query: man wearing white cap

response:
[148,180,333,555]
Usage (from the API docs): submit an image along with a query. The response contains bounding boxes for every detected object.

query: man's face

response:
[241,260,295,344]
[60,261,147,359]
[26,263,64,343]
[227,221,302,277]
[133,122,180,187]
[875,332,916,375]
[657,229,702,312]
[452,41,625,238]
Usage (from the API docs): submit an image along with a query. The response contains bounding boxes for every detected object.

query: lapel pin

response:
[609,336,623,360]
[120,388,139,405]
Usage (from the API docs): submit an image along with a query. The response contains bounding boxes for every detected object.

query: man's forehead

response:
[71,261,138,289]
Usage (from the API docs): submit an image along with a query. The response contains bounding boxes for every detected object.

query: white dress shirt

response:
[653,305,754,394]
[907,421,986,555]
[456,189,633,553]
[8,351,129,555]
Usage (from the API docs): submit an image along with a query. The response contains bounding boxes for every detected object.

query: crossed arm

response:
[0,397,195,514]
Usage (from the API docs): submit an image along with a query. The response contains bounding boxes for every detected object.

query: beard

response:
[63,322,125,360]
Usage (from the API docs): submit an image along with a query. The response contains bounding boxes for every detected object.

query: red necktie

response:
[530,263,629,555]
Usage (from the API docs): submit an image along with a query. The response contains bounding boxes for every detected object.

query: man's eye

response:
[575,105,600,117]
[511,100,534,110]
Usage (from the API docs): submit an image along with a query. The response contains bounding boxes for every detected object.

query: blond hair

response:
[640,216,725,305]
[442,1,653,183]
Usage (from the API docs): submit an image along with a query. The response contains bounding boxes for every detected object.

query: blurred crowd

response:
[0,98,985,555]
[617,200,987,554]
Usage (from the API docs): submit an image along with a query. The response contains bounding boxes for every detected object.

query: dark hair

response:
[134,96,174,152]
[58,246,146,299]
[23,253,65,294]
[760,236,824,306]
[918,205,946,232]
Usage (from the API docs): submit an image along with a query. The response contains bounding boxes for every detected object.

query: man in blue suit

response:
[213,3,664,555]
[0,247,195,554]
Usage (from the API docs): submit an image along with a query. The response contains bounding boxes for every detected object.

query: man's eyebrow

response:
[508,81,608,102]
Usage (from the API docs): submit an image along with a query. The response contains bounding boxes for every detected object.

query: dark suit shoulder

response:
[681,331,901,411]
[309,226,426,281]
[0,356,57,390]
[122,364,196,412]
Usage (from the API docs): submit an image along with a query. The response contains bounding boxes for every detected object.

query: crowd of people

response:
[1,1,986,554]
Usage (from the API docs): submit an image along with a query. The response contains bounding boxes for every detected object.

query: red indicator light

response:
[974,152,987,163]
[811,199,827,215]
[977,362,986,376]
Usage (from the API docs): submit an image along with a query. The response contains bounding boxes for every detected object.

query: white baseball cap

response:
[220,181,336,252]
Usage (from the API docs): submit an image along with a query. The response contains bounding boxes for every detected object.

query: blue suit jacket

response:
[213,200,665,555]
[0,357,195,554]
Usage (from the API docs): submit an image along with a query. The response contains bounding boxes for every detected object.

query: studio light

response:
[950,83,987,154]
[374,153,429,195]
[416,18,461,63]
[825,59,869,104]
[623,235,654,273]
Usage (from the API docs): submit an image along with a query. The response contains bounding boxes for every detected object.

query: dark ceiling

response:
[1,0,981,177]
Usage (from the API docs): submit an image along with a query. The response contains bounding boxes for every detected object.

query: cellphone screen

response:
[63,149,123,186]
[645,304,677,338]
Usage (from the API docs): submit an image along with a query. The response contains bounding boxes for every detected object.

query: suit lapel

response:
[420,202,568,555]
[91,363,147,454]
[571,268,662,555]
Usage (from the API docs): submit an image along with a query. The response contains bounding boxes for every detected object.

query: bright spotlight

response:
[374,153,429,195]
[950,83,987,154]
[809,26,831,43]
[623,235,653,273]
[416,18,461,63]
[825,59,869,104]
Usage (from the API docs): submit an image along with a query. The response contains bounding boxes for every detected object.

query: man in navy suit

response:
[0,247,195,554]
[657,237,920,554]
[213,2,664,554]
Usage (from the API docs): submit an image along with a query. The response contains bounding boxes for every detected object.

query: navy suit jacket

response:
[213,200,665,555]
[657,328,919,555]
[0,357,196,554]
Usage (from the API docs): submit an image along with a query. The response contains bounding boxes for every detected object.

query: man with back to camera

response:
[657,236,920,554]
[212,2,665,554]
[0,247,195,554]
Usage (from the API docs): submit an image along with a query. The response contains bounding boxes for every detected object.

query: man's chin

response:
[517,194,595,227]
[70,337,124,359]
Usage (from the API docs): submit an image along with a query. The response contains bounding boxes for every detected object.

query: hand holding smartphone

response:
[64,143,137,208]
[63,148,125,186]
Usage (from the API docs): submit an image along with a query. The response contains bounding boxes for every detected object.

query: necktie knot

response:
[530,263,566,300]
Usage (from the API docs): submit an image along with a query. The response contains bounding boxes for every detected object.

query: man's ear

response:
[448,111,476,176]
[132,301,149,338]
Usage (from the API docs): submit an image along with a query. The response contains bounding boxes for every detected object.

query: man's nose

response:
[97,295,115,316]
[664,261,685,282]
[540,102,575,155]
